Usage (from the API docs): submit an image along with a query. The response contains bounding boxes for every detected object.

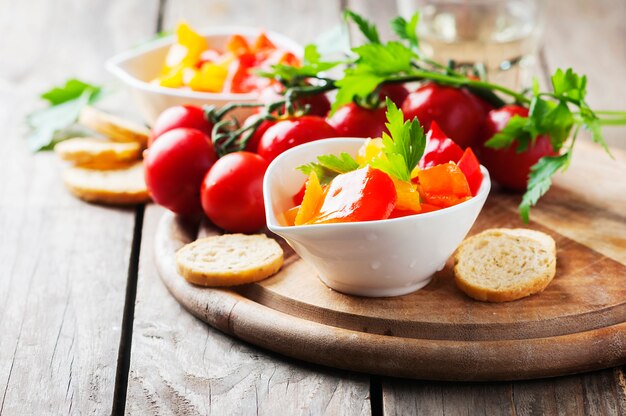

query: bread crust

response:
[55,137,141,168]
[62,161,150,205]
[176,234,284,287]
[454,228,557,302]
[79,106,149,147]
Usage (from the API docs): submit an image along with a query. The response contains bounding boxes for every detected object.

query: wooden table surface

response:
[1,0,625,415]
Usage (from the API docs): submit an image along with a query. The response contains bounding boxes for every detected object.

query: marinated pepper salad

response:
[154,22,300,93]
[283,99,484,226]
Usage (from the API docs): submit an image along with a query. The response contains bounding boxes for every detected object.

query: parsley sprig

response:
[297,152,359,184]
[285,11,626,221]
[297,98,425,183]
[369,98,425,181]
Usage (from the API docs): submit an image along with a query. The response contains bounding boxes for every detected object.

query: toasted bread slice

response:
[78,106,149,147]
[55,137,141,168]
[454,228,556,302]
[62,161,150,204]
[176,234,284,287]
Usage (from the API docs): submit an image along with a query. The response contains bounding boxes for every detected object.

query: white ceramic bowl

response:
[106,27,303,125]
[264,138,491,297]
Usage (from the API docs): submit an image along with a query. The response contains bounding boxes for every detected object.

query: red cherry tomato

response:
[326,103,388,138]
[478,105,557,191]
[257,116,338,162]
[314,166,397,223]
[149,105,213,146]
[144,128,217,215]
[419,121,464,169]
[401,83,488,148]
[378,83,410,107]
[457,147,483,196]
[200,152,268,233]
[258,84,331,117]
[241,114,277,153]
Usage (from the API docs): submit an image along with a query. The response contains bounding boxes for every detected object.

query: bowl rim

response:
[264,137,491,232]
[105,25,304,101]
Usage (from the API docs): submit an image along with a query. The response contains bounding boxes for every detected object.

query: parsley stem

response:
[387,71,531,104]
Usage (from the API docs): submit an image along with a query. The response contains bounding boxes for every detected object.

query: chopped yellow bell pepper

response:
[157,65,185,88]
[163,22,208,72]
[356,138,384,165]
[392,178,421,212]
[188,62,229,92]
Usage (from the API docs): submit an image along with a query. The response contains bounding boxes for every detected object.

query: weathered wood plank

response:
[383,369,626,416]
[126,3,371,415]
[542,0,626,148]
[0,0,159,414]
[126,205,371,415]
[343,0,626,414]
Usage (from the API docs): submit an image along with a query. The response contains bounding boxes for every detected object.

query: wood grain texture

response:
[126,205,370,415]
[383,367,626,416]
[155,190,626,381]
[0,0,159,414]
[371,0,626,411]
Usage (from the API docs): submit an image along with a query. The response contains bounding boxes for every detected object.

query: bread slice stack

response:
[454,228,557,302]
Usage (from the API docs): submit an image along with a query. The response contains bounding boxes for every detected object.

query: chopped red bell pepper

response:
[311,166,397,224]
[418,163,472,208]
[457,147,483,196]
[224,52,272,94]
[419,121,464,169]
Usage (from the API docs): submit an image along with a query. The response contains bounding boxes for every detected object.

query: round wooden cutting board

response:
[155,191,626,381]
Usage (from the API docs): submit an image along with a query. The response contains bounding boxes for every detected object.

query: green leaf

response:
[331,41,414,113]
[344,9,381,44]
[390,13,419,49]
[297,152,359,184]
[317,152,359,173]
[370,98,425,181]
[529,97,574,151]
[551,68,586,102]
[485,115,533,151]
[333,72,385,112]
[579,104,612,157]
[259,44,343,83]
[370,153,410,182]
[542,101,574,150]
[519,153,571,222]
[26,88,93,151]
[40,79,101,105]
[351,41,414,74]
[26,79,104,151]
[297,163,337,185]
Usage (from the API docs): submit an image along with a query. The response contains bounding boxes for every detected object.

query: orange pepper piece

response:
[253,32,276,52]
[392,178,421,212]
[417,163,471,208]
[226,34,250,56]
[283,206,300,226]
[294,172,323,226]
